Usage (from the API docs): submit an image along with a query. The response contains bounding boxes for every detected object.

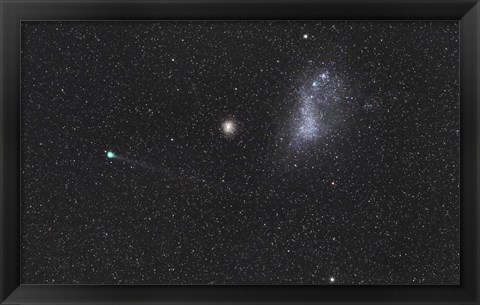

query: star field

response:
[21,21,459,285]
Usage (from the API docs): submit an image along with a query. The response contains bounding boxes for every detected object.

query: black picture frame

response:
[1,0,479,304]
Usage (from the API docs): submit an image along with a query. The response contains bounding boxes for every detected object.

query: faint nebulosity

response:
[21,21,460,285]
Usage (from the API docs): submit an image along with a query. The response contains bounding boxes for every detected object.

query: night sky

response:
[21,21,459,285]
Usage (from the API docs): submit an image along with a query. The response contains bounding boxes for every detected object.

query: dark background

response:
[21,21,459,285]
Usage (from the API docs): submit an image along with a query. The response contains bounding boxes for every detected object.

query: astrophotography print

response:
[21,21,459,285]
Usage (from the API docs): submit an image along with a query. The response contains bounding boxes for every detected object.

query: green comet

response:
[106,151,115,159]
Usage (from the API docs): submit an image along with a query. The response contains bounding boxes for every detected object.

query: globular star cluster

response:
[222,119,238,138]
[21,21,459,285]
